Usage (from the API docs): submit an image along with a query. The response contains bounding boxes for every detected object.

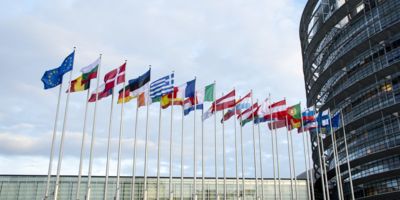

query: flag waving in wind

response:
[68,57,100,93]
[287,103,302,129]
[212,89,236,112]
[221,92,251,122]
[41,51,75,89]
[298,107,317,133]
[238,102,259,126]
[161,79,195,109]
[199,83,216,120]
[104,62,126,91]
[88,62,126,102]
[118,69,151,104]
[150,73,174,103]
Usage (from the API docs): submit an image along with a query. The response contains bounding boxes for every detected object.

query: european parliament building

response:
[300,0,400,199]
[0,175,309,199]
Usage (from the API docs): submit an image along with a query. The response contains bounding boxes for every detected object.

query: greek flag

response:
[150,73,174,102]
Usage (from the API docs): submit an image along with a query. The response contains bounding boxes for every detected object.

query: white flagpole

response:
[86,54,102,200]
[256,113,265,200]
[285,116,294,200]
[315,125,327,200]
[221,95,227,200]
[44,81,63,200]
[319,133,330,200]
[289,126,298,200]
[250,92,258,199]
[104,89,115,200]
[180,108,184,200]
[299,110,311,200]
[233,95,239,199]
[130,104,140,200]
[305,131,315,200]
[328,110,343,200]
[333,132,344,200]
[268,95,277,200]
[213,82,219,200]
[76,89,90,200]
[288,104,299,199]
[54,49,75,200]
[340,110,355,200]
[239,111,246,199]
[115,70,127,200]
[193,89,198,200]
[156,103,162,200]
[201,100,205,200]
[274,124,282,200]
[143,86,151,200]
[169,73,175,200]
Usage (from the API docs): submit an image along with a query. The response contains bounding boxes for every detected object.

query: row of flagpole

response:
[41,49,357,200]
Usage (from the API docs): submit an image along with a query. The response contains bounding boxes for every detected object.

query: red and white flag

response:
[104,62,126,91]
[211,89,236,112]
[269,99,287,120]
[266,99,288,130]
[88,83,113,102]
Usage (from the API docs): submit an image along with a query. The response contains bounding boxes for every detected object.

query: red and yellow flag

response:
[68,75,89,92]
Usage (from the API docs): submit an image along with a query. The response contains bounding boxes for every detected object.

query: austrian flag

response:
[212,89,236,112]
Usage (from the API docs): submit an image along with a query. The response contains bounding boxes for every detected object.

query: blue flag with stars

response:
[41,51,75,89]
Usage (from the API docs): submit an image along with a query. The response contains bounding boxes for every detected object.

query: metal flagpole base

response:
[193,194,198,200]
[169,192,173,200]
[143,190,148,200]
[216,195,220,200]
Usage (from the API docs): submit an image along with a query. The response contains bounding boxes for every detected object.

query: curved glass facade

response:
[0,175,308,199]
[300,0,400,199]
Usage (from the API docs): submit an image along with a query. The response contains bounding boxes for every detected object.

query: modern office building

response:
[300,0,400,199]
[0,175,308,199]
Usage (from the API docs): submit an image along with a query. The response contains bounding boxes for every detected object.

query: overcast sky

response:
[0,0,309,179]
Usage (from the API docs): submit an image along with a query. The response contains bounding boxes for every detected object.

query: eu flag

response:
[41,51,75,89]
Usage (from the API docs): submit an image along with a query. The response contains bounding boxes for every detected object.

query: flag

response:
[268,120,287,130]
[212,90,236,112]
[68,75,89,92]
[238,103,259,126]
[204,83,215,102]
[270,99,287,120]
[297,107,317,133]
[183,96,203,115]
[41,51,75,89]
[254,98,270,124]
[302,107,316,123]
[104,62,126,91]
[80,57,100,84]
[160,87,182,109]
[138,91,150,107]
[317,109,330,128]
[184,83,213,116]
[287,103,302,129]
[202,107,213,121]
[331,112,340,128]
[88,83,112,102]
[150,73,174,102]
[117,69,151,104]
[118,89,133,104]
[267,99,287,130]
[161,79,195,109]
[221,92,251,122]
